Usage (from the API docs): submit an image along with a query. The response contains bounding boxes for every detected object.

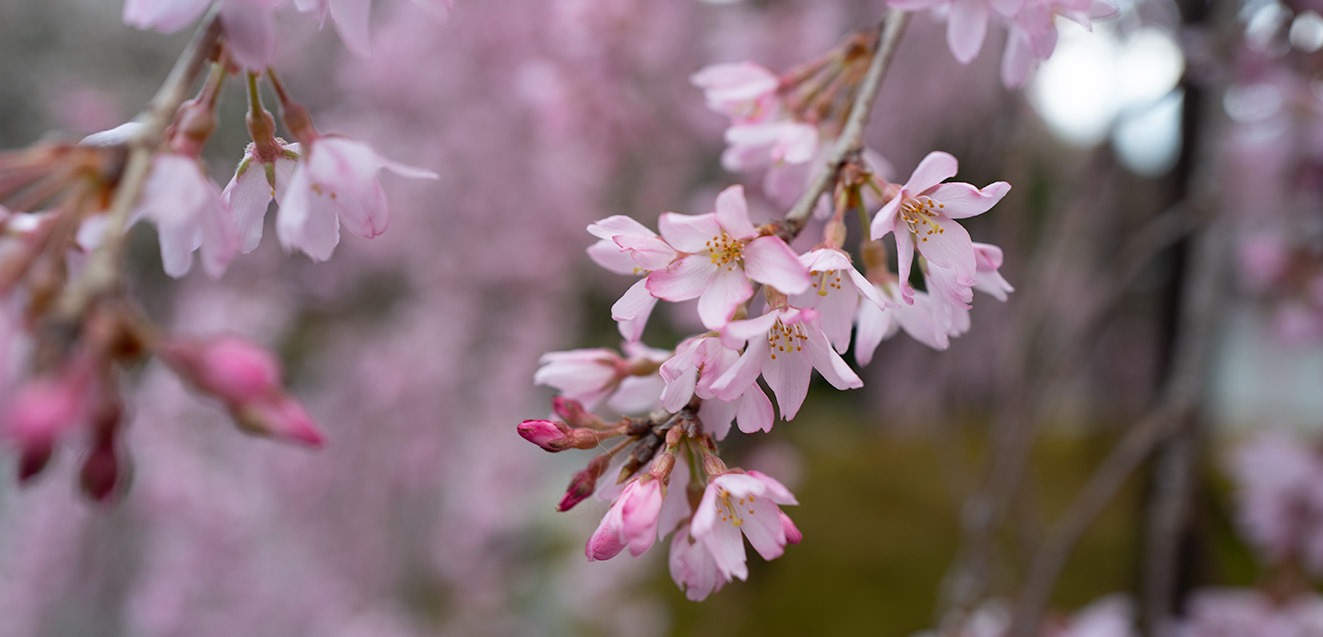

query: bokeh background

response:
[0,0,1319,635]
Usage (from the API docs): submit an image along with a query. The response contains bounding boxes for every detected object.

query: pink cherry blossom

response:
[659,334,774,439]
[276,136,437,261]
[646,185,811,329]
[1001,0,1119,87]
[710,307,862,420]
[534,342,668,413]
[789,248,886,354]
[887,0,1024,64]
[721,121,820,173]
[223,140,301,253]
[586,215,678,342]
[870,151,1010,303]
[690,63,780,122]
[972,242,1014,301]
[123,0,286,70]
[586,476,664,561]
[294,0,451,57]
[135,153,240,278]
[157,335,283,405]
[669,524,727,602]
[690,470,799,582]
[855,286,952,363]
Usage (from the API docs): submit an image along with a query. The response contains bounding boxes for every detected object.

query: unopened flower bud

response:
[701,453,729,477]
[518,419,571,452]
[161,336,282,405]
[558,456,608,512]
[552,396,600,428]
[649,450,676,481]
[234,395,325,447]
[4,375,86,447]
[79,439,123,502]
[17,440,53,483]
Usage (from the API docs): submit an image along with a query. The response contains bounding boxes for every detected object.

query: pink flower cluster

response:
[886,0,1119,86]
[522,149,1011,599]
[1228,430,1323,573]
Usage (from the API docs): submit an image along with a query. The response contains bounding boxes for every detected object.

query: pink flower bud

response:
[80,441,123,502]
[552,396,588,424]
[4,376,86,447]
[162,336,282,404]
[558,458,607,512]
[234,395,325,448]
[517,419,570,452]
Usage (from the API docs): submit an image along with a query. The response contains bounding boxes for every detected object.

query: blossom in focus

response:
[646,185,811,329]
[135,153,241,278]
[711,307,862,421]
[586,215,678,342]
[659,334,774,439]
[276,136,437,261]
[223,140,301,253]
[690,470,799,582]
[790,248,887,354]
[586,476,664,561]
[870,151,1010,303]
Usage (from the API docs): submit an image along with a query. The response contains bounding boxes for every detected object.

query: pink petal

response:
[647,254,715,302]
[854,299,893,367]
[587,240,639,275]
[907,151,959,193]
[276,164,342,261]
[700,510,749,581]
[720,310,781,349]
[123,0,212,32]
[658,212,722,254]
[588,215,653,241]
[739,498,788,561]
[329,0,373,56]
[915,216,976,278]
[747,471,798,505]
[929,181,1011,219]
[743,236,811,294]
[714,185,757,239]
[870,196,903,241]
[223,159,273,254]
[762,349,812,420]
[697,398,737,440]
[409,0,453,23]
[709,338,768,401]
[219,0,279,70]
[895,228,916,304]
[736,385,775,434]
[614,233,677,271]
[586,505,627,561]
[1001,32,1037,87]
[806,326,863,391]
[947,0,990,64]
[611,279,658,341]
[696,267,754,329]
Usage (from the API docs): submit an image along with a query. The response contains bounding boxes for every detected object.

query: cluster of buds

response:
[520,21,1017,599]
[0,1,446,499]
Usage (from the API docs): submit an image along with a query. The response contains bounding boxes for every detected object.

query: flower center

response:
[706,231,744,269]
[767,319,807,360]
[815,270,843,297]
[716,487,753,528]
[898,197,945,243]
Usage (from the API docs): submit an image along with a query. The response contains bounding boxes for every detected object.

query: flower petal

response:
[658,212,721,254]
[929,181,1010,219]
[714,185,757,239]
[743,236,811,294]
[696,267,753,329]
[647,254,715,302]
[907,151,959,194]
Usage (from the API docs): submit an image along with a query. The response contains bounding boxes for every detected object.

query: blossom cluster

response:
[519,22,1014,597]
[916,596,1136,637]
[0,1,442,500]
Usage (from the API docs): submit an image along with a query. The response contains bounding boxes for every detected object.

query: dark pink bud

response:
[17,440,53,483]
[552,397,588,424]
[79,441,121,502]
[558,457,608,512]
[5,376,86,447]
[518,419,570,452]
[162,336,282,405]
[234,396,325,448]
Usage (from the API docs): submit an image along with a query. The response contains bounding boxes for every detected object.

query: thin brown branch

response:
[54,12,223,321]
[783,10,909,237]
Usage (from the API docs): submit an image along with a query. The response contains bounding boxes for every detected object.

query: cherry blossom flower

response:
[669,524,727,602]
[690,470,799,582]
[711,307,862,420]
[870,151,1010,303]
[1001,0,1119,87]
[586,215,677,342]
[972,242,1014,301]
[790,248,886,354]
[690,63,780,121]
[855,286,951,363]
[276,136,437,261]
[586,476,664,561]
[646,185,811,329]
[123,0,287,70]
[223,140,300,253]
[534,342,668,413]
[293,0,452,57]
[886,0,1024,64]
[659,334,774,439]
[135,153,241,278]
